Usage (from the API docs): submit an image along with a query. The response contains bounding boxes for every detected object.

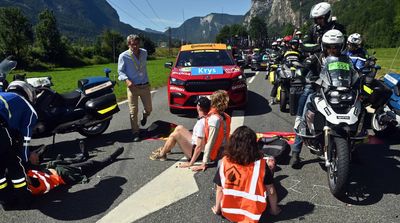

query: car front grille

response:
[185,80,231,92]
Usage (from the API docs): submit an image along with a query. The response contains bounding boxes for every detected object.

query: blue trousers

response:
[293,85,314,153]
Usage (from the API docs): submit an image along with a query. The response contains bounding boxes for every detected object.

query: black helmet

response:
[6,80,36,104]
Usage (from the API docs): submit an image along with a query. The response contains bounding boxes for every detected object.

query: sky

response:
[106,0,252,32]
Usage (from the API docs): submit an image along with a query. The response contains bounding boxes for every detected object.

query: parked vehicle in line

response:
[1,57,120,140]
[165,43,248,114]
[276,61,305,114]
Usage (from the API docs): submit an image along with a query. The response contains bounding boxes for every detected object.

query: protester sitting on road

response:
[26,147,124,196]
[191,90,231,172]
[149,97,211,164]
[212,126,281,222]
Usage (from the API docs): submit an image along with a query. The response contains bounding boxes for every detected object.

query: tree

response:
[35,9,66,64]
[248,16,268,48]
[139,34,156,56]
[0,7,33,66]
[215,25,231,43]
[96,29,124,63]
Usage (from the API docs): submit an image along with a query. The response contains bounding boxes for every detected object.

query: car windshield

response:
[176,50,235,67]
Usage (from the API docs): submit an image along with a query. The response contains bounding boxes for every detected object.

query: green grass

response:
[372,48,400,78]
[13,57,176,101]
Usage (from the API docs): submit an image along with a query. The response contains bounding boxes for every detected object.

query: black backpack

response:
[258,136,291,165]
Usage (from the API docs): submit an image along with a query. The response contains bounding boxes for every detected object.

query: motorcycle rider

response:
[269,37,302,105]
[0,81,38,210]
[305,2,346,44]
[344,33,369,71]
[291,29,352,168]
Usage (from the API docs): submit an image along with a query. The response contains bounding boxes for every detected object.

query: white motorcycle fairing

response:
[314,96,361,125]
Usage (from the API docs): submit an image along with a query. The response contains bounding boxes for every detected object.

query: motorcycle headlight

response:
[170,77,185,86]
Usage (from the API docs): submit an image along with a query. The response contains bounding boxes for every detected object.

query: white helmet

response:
[276,38,282,43]
[271,41,278,46]
[310,2,332,23]
[295,31,302,35]
[321,29,344,51]
[6,80,36,104]
[347,33,362,46]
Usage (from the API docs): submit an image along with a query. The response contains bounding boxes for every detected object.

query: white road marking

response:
[97,158,198,223]
[230,110,245,134]
[98,109,245,222]
[248,72,258,84]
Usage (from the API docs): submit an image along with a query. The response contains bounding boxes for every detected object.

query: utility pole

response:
[168,27,172,57]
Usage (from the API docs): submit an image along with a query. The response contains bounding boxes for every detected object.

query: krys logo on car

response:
[191,67,223,75]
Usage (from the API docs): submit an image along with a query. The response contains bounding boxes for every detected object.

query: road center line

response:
[230,110,245,134]
[97,158,198,223]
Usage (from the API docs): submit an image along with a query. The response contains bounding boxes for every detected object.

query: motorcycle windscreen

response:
[321,61,353,88]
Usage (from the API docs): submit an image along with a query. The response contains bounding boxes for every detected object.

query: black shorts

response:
[190,144,203,162]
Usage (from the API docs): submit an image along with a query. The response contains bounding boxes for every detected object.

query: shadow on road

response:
[245,90,271,116]
[258,175,315,222]
[35,176,127,220]
[341,135,400,205]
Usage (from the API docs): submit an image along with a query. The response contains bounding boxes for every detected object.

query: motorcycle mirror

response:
[104,68,111,78]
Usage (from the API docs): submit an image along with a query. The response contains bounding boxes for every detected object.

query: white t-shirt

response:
[192,118,205,145]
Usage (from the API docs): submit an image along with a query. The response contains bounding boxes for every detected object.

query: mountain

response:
[0,0,167,42]
[167,13,244,43]
[244,0,400,47]
[144,28,164,35]
[244,0,335,34]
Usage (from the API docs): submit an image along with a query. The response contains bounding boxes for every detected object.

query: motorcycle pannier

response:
[78,77,114,97]
[85,93,119,118]
[258,136,291,164]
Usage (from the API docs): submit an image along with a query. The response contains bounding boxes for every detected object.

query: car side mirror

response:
[236,59,244,66]
[164,62,173,69]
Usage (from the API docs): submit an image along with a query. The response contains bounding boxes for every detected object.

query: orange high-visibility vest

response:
[27,169,65,195]
[205,108,231,161]
[219,157,267,223]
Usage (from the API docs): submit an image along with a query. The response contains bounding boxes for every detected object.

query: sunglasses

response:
[325,45,340,50]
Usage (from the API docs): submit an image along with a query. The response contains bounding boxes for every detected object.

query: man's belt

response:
[135,82,149,86]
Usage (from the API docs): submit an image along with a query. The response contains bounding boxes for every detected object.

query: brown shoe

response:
[149,151,167,161]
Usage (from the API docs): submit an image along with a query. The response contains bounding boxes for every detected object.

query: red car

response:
[165,43,248,113]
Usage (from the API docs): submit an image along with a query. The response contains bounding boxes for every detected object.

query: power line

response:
[145,0,169,28]
[107,0,148,28]
[127,0,163,30]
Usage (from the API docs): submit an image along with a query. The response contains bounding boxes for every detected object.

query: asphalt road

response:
[1,69,400,223]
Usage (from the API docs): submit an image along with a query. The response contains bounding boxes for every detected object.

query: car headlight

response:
[170,77,185,86]
[233,74,244,82]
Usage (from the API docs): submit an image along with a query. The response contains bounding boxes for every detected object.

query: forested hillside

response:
[333,0,400,47]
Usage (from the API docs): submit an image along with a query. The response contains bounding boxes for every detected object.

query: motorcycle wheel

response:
[327,137,350,198]
[79,119,110,137]
[371,112,396,137]
[289,91,296,116]
[279,89,287,112]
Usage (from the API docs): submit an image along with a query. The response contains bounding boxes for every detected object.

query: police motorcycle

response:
[348,55,395,136]
[1,57,120,140]
[296,56,367,198]
[276,60,305,114]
